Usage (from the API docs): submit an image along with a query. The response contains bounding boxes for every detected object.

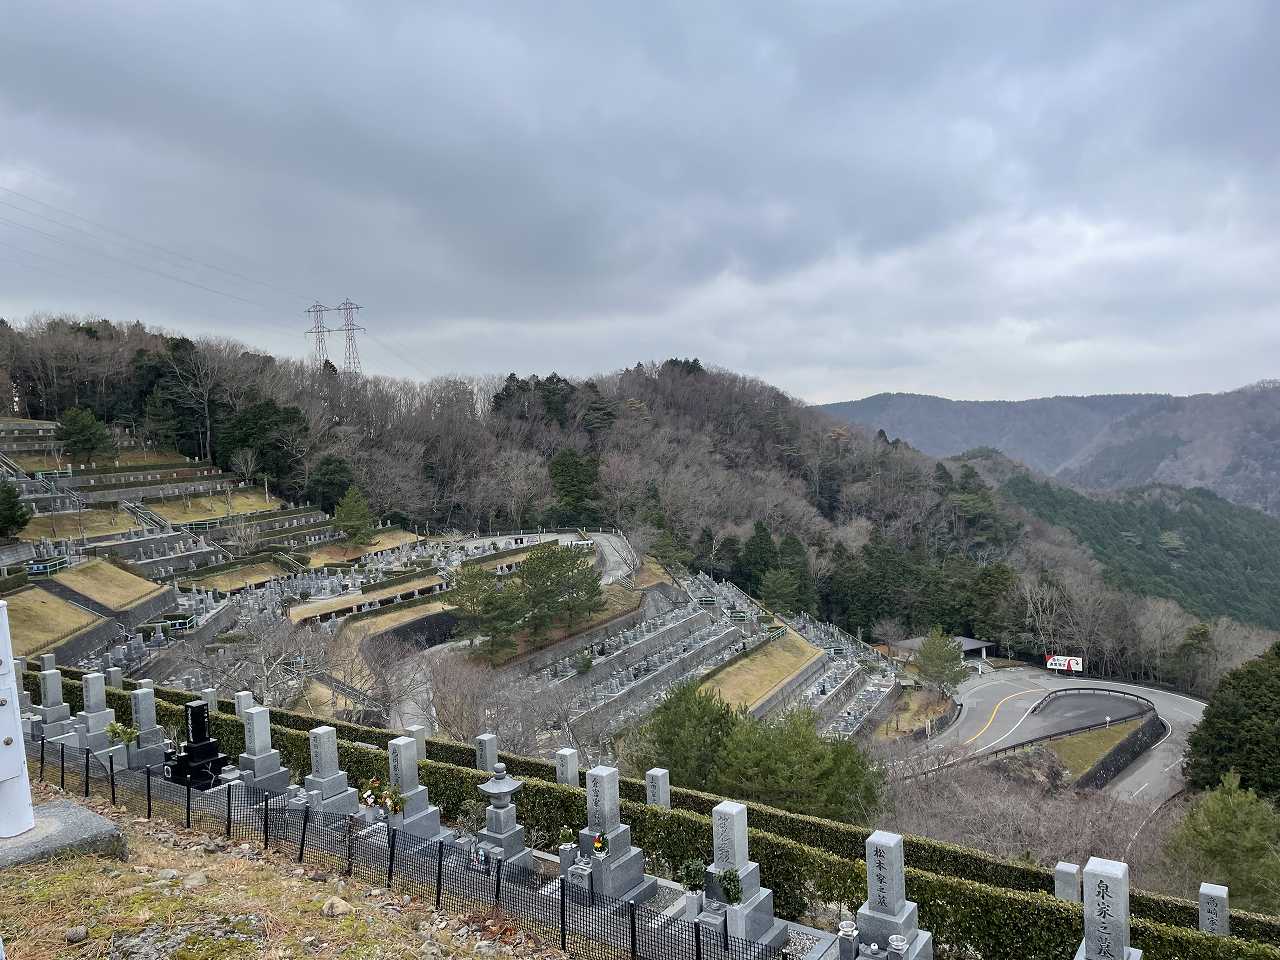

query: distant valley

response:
[820,382,1280,517]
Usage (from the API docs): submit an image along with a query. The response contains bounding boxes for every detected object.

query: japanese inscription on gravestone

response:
[864,830,906,916]
[1082,858,1130,960]
[712,801,748,871]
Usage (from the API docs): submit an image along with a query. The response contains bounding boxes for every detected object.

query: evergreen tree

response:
[777,534,817,613]
[56,407,112,461]
[915,626,969,698]
[516,542,603,637]
[307,456,355,513]
[737,521,777,594]
[0,480,33,538]
[759,567,799,614]
[449,564,523,659]
[334,485,376,545]
[1186,644,1280,797]
[1165,773,1280,912]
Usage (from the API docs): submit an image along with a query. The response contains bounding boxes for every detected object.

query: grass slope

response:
[700,629,823,710]
[1001,475,1280,629]
[53,558,165,610]
[5,585,104,656]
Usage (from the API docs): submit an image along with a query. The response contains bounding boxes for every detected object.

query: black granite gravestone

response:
[161,701,229,789]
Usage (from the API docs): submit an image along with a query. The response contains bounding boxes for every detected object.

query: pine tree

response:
[334,485,376,545]
[915,625,969,698]
[0,480,33,539]
[57,407,112,461]
[737,522,777,594]
[515,542,603,637]
[759,567,799,614]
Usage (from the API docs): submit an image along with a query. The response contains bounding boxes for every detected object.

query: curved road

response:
[921,666,1205,805]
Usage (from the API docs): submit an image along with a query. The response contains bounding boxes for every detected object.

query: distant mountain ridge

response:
[820,383,1280,516]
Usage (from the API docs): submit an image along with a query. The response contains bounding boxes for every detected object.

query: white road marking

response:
[1163,759,1182,773]
[1132,782,1150,797]
[976,696,1044,752]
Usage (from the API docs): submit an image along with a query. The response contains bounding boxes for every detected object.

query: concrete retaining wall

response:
[571,624,742,734]
[554,610,713,696]
[752,651,831,719]
[812,667,869,726]
[77,479,231,504]
[51,616,120,666]
[1076,711,1166,790]
[855,682,903,739]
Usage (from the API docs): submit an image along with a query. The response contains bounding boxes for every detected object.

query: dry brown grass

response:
[699,628,824,711]
[181,561,286,592]
[0,781,503,960]
[631,556,673,589]
[53,558,165,610]
[149,490,278,523]
[5,585,104,656]
[19,508,140,542]
[304,529,422,567]
[1047,717,1144,779]
[288,575,446,624]
[874,688,952,740]
[12,448,183,472]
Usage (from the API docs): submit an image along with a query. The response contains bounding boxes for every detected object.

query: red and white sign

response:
[1045,655,1084,672]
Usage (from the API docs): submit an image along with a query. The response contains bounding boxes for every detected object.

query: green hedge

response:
[28,668,1280,947]
[0,569,29,594]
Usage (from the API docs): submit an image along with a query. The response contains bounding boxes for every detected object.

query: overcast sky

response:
[1,2,1276,403]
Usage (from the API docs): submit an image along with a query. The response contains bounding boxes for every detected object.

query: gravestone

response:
[161,701,230,790]
[14,657,31,718]
[1076,857,1140,960]
[297,726,358,814]
[555,747,579,786]
[236,706,291,792]
[475,733,498,773]
[565,765,657,902]
[474,763,531,869]
[1056,862,1082,902]
[233,691,255,718]
[105,667,124,689]
[699,801,789,949]
[1199,882,1228,936]
[403,724,429,762]
[31,670,73,740]
[855,830,933,960]
[200,688,218,713]
[68,672,125,766]
[645,768,671,808]
[125,687,168,769]
[38,654,55,671]
[386,736,451,845]
[138,679,154,689]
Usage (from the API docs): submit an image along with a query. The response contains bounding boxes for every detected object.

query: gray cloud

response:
[0,1,1276,400]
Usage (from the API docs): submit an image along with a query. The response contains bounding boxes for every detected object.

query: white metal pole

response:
[0,599,36,838]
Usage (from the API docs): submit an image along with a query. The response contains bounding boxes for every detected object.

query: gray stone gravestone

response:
[699,801,789,949]
[1199,882,1228,937]
[297,726,357,814]
[126,687,168,769]
[386,736,451,845]
[1077,857,1140,960]
[475,733,498,773]
[1056,861,1082,902]
[138,679,154,689]
[38,654,56,671]
[403,724,429,762]
[555,747,579,786]
[856,830,933,960]
[645,768,671,808]
[200,688,218,713]
[105,667,124,689]
[32,669,73,740]
[233,691,255,718]
[566,765,656,902]
[236,707,291,792]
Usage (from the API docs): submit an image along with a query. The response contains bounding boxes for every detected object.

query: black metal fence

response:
[24,734,783,960]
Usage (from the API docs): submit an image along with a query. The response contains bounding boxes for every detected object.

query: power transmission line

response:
[0,184,311,302]
[0,213,284,312]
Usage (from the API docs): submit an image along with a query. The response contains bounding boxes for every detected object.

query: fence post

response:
[386,825,398,890]
[694,922,702,960]
[145,765,152,819]
[262,795,270,851]
[628,901,638,960]
[345,816,355,877]
[559,877,567,952]
[108,753,116,806]
[494,858,504,906]
[59,743,65,789]
[185,784,192,829]
[224,785,233,838]
[38,737,45,780]
[297,804,310,863]
[83,748,91,798]
[434,841,445,909]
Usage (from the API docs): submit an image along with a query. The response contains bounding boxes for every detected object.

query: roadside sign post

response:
[1045,654,1084,674]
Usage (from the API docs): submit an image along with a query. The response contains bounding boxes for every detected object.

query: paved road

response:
[920,666,1205,805]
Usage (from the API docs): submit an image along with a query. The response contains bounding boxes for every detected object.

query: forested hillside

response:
[822,384,1280,518]
[3,314,1277,696]
[1000,475,1280,629]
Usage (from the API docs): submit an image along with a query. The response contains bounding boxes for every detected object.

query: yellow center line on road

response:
[962,688,1041,746]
